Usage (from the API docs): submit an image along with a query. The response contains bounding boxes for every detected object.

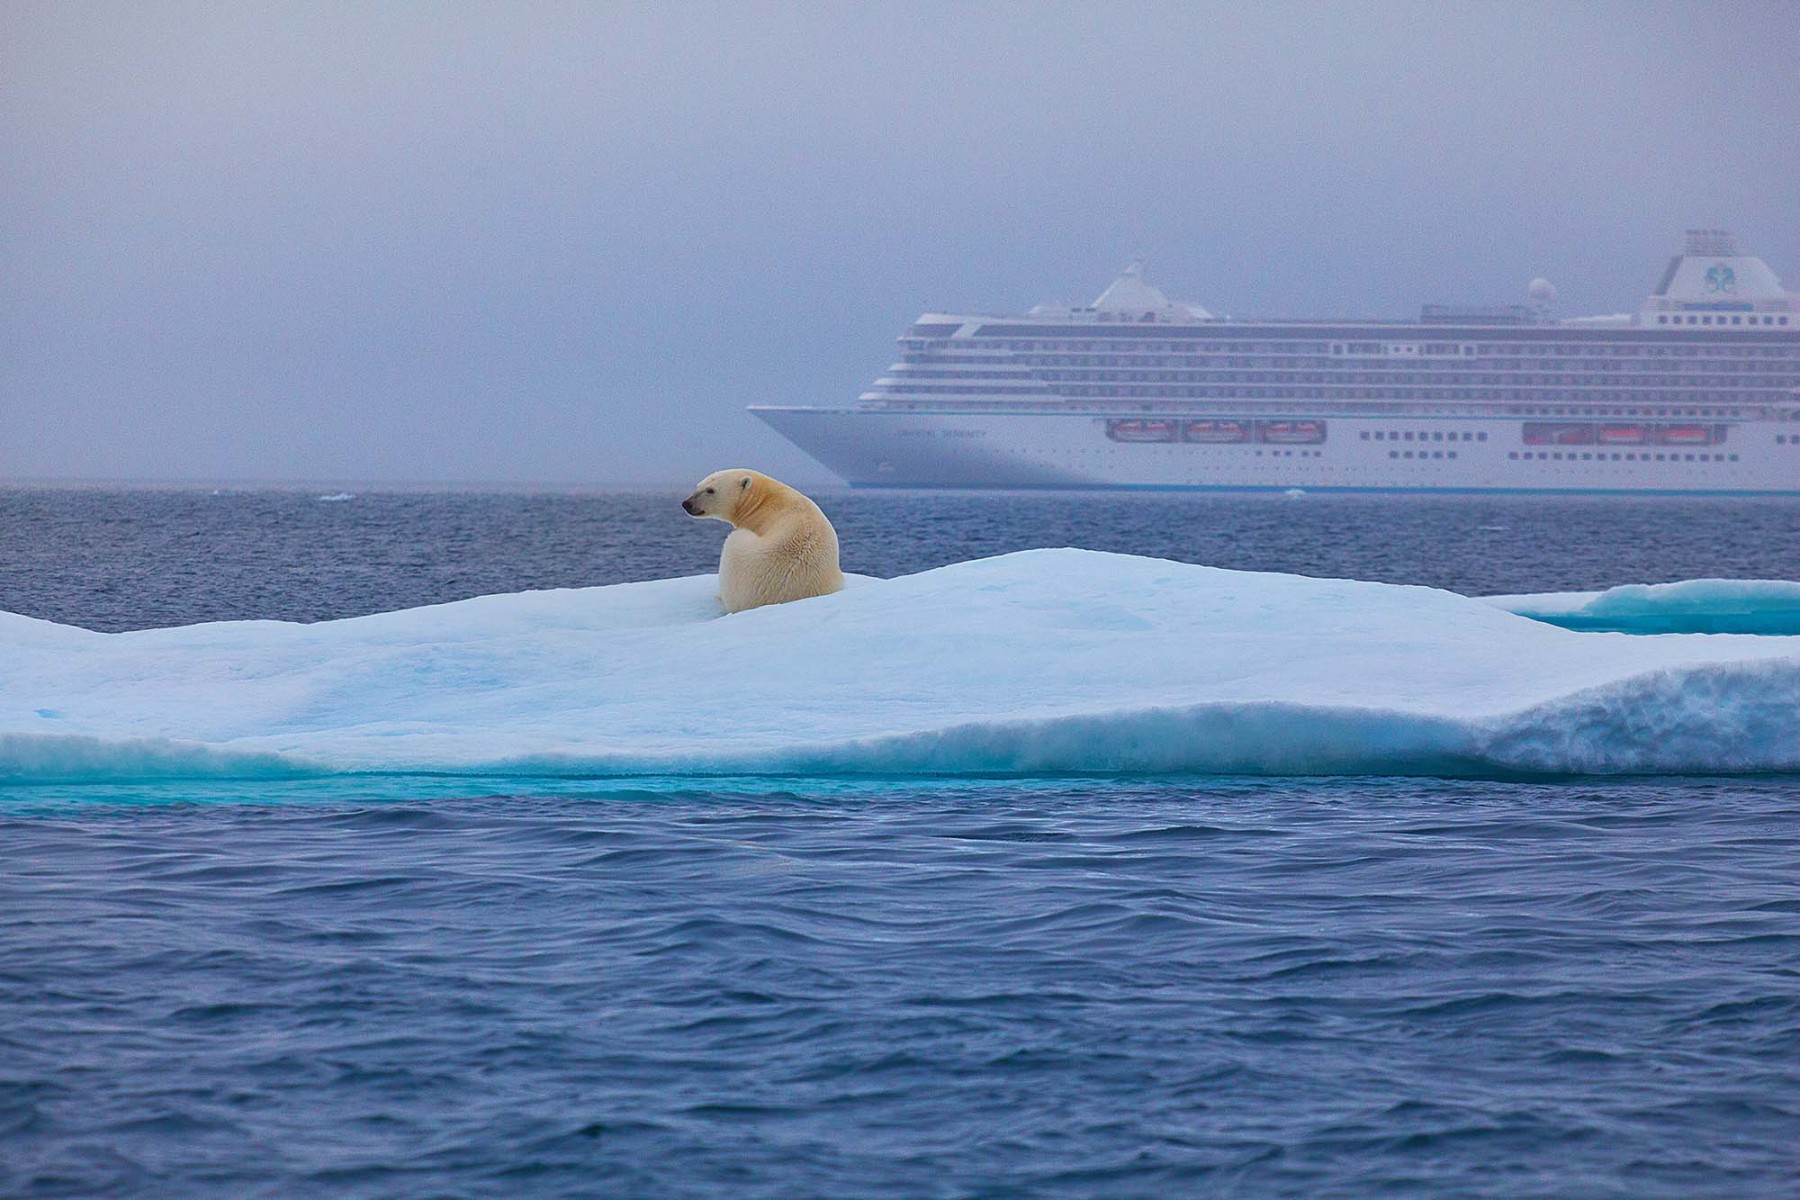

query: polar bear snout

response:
[681,483,722,519]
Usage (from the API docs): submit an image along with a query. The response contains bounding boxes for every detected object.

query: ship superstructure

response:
[752,231,1800,492]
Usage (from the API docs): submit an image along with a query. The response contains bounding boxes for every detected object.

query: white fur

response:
[682,469,845,613]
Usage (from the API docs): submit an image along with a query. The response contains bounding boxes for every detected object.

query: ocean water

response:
[3,488,1799,1198]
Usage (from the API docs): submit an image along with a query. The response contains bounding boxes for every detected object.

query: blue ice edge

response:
[4,551,1798,789]
[1485,578,1800,636]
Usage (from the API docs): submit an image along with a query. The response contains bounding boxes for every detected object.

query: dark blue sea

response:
[3,488,1799,1198]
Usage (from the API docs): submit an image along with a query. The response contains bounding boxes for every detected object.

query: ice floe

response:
[3,550,1797,782]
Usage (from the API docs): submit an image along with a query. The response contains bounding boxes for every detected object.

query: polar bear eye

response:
[705,487,715,495]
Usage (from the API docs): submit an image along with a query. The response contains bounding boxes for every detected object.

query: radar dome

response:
[1528,278,1558,305]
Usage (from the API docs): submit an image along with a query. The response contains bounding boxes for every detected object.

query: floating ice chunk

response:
[2,550,1796,783]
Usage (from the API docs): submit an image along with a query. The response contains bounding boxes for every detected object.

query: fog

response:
[4,1,1796,486]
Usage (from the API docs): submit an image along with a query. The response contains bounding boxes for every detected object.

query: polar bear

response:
[681,469,845,613]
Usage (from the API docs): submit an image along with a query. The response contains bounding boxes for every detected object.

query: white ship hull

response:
[754,406,1800,493]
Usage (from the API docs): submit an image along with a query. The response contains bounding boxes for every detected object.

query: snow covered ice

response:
[3,549,1798,782]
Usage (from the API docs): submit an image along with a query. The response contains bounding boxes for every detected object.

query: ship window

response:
[1389,450,1399,458]
[1360,431,1370,439]
[1477,432,1487,441]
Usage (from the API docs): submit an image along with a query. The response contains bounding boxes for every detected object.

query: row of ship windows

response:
[888,367,1799,385]
[1362,430,1488,442]
[1510,407,1741,417]
[1075,389,1786,403]
[1657,314,1789,326]
[875,384,1789,402]
[926,340,1800,358]
[1368,449,1747,463]
[903,357,1797,377]
[1033,369,1793,383]
[907,351,1800,370]
[1507,451,1738,463]
[1024,361,1800,375]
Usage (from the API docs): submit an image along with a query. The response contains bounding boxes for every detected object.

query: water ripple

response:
[3,778,1798,1197]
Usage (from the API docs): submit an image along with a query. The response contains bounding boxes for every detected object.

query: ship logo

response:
[1705,264,1737,294]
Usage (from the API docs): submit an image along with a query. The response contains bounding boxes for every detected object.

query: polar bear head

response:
[681,469,758,523]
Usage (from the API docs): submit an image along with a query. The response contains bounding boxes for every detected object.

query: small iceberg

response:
[2,550,1797,783]
[316,492,357,503]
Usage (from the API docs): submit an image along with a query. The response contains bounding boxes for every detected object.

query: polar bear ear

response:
[739,476,751,490]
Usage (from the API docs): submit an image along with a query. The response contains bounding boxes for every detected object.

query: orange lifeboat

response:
[1106,419,1179,443]
[1259,420,1327,444]
[1184,419,1251,443]
[1658,424,1713,446]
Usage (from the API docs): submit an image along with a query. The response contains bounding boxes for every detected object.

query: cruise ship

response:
[752,231,1800,492]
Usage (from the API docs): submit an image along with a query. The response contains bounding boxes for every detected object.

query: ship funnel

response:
[1636,228,1798,325]
[1647,229,1789,307]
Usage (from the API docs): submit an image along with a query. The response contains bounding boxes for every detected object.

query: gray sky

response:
[4,1,1797,486]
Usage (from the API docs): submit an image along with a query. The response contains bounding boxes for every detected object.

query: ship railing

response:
[853,397,1798,425]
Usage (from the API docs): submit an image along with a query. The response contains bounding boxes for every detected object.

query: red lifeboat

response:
[1658,424,1713,446]
[1184,419,1251,443]
[1106,419,1179,443]
[1259,419,1327,444]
